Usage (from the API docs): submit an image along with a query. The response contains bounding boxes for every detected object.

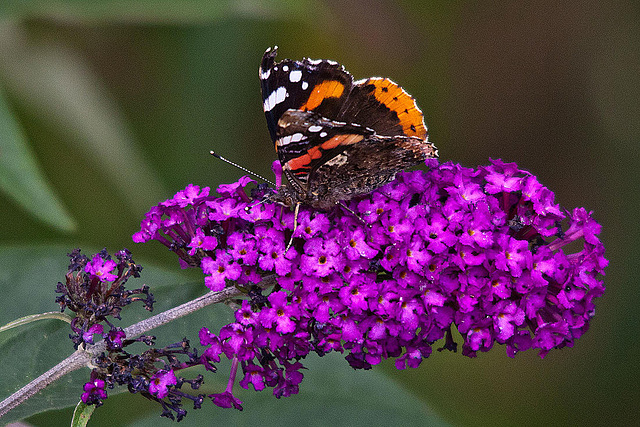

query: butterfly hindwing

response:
[275,109,373,193]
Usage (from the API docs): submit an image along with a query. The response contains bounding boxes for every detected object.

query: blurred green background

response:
[0,1,637,426]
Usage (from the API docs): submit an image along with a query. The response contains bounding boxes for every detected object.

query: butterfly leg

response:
[286,202,302,252]
[338,202,370,227]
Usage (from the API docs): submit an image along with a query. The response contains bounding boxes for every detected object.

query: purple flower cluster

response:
[134,159,607,407]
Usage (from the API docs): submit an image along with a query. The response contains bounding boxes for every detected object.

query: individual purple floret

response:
[134,158,607,408]
[81,377,107,406]
[149,370,178,399]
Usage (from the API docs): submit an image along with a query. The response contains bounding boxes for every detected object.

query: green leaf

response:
[85,353,448,427]
[0,25,165,214]
[230,353,448,427]
[0,314,86,425]
[70,401,95,427]
[0,87,76,232]
[27,353,448,427]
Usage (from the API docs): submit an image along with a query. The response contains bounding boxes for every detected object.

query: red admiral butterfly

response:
[260,46,438,210]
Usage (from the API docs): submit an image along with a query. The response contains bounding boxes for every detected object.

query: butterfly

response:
[259,46,438,211]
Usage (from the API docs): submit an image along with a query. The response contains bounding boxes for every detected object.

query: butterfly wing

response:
[307,133,436,210]
[339,77,428,139]
[274,109,373,195]
[275,110,436,209]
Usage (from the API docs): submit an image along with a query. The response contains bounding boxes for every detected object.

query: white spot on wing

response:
[355,77,385,85]
[324,153,348,167]
[278,136,291,146]
[289,70,302,83]
[263,87,288,112]
[277,132,305,146]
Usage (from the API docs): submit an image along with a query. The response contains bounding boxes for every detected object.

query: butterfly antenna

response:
[210,151,276,187]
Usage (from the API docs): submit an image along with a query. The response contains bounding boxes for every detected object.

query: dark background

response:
[0,1,637,425]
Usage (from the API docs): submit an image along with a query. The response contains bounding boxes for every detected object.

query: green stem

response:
[0,311,72,333]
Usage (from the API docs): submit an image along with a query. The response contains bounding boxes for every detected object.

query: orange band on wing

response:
[368,78,427,139]
[286,147,322,171]
[301,80,345,111]
[286,134,364,171]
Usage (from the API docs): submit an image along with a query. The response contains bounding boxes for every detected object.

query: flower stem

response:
[0,311,73,333]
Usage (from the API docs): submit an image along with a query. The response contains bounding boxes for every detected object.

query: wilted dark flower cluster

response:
[82,336,205,421]
[133,159,607,409]
[55,248,154,349]
[60,250,205,420]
